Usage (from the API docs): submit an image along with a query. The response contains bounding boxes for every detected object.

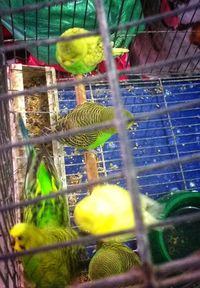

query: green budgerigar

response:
[74,184,163,242]
[55,102,134,150]
[56,27,129,75]
[89,242,141,281]
[10,114,84,288]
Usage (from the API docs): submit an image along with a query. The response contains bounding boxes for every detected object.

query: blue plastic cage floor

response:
[58,76,200,232]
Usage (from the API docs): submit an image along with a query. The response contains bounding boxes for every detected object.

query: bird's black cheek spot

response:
[20,245,26,251]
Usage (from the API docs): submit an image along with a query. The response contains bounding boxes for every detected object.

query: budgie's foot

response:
[129,122,138,131]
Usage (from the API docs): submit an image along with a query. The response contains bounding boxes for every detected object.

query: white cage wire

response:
[0,1,200,288]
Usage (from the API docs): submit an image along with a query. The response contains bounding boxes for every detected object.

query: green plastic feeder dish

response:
[149,191,200,264]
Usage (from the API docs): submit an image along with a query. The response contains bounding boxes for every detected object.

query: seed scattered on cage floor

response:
[67,173,83,185]
[145,87,163,95]
[127,85,135,92]
[68,193,78,206]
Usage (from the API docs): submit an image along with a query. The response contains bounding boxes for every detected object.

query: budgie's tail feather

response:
[143,211,159,226]
[141,194,165,220]
[24,149,42,200]
[18,113,33,156]
[141,194,169,232]
[40,144,62,190]
[112,47,129,56]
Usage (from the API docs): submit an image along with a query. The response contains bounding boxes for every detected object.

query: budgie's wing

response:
[40,145,62,191]
[69,102,105,126]
[23,148,40,201]
[57,115,98,149]
[18,114,69,227]
[89,242,141,280]
[57,103,132,149]
[56,102,105,149]
[24,148,69,228]
[18,112,38,199]
[89,247,124,280]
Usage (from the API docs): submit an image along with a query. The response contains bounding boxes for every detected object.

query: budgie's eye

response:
[18,236,23,241]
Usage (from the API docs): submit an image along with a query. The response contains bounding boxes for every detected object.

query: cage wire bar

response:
[0,76,200,280]
[94,0,153,282]
[0,0,200,288]
[0,103,200,286]
[0,19,19,288]
[0,1,199,54]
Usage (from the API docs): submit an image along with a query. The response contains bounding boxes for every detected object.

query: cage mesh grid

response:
[0,0,200,287]
[61,77,200,199]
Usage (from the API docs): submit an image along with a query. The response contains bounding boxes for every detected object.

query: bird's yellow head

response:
[10,223,31,252]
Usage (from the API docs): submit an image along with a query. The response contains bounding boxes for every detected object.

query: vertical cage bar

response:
[8,0,16,62]
[83,0,89,28]
[141,0,161,68]
[22,0,28,63]
[159,3,191,74]
[59,2,64,32]
[160,79,187,190]
[192,49,200,72]
[106,0,113,22]
[124,0,138,68]
[112,0,126,45]
[173,7,197,73]
[0,19,18,288]
[94,1,155,286]
[72,0,77,28]
[35,0,39,59]
[47,0,51,65]
[0,21,7,92]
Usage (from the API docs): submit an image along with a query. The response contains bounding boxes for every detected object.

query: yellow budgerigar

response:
[56,27,129,74]
[74,184,163,242]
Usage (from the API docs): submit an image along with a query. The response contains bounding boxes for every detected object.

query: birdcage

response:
[0,0,200,287]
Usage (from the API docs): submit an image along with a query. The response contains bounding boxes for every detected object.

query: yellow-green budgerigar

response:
[74,184,163,242]
[89,242,141,280]
[56,27,129,74]
[10,114,84,288]
[55,101,134,149]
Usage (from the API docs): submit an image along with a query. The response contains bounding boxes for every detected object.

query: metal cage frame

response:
[0,0,200,287]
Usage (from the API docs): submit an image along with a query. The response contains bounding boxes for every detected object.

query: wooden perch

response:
[75,74,99,193]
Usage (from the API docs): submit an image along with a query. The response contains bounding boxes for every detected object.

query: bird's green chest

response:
[88,130,115,150]
[62,59,96,74]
